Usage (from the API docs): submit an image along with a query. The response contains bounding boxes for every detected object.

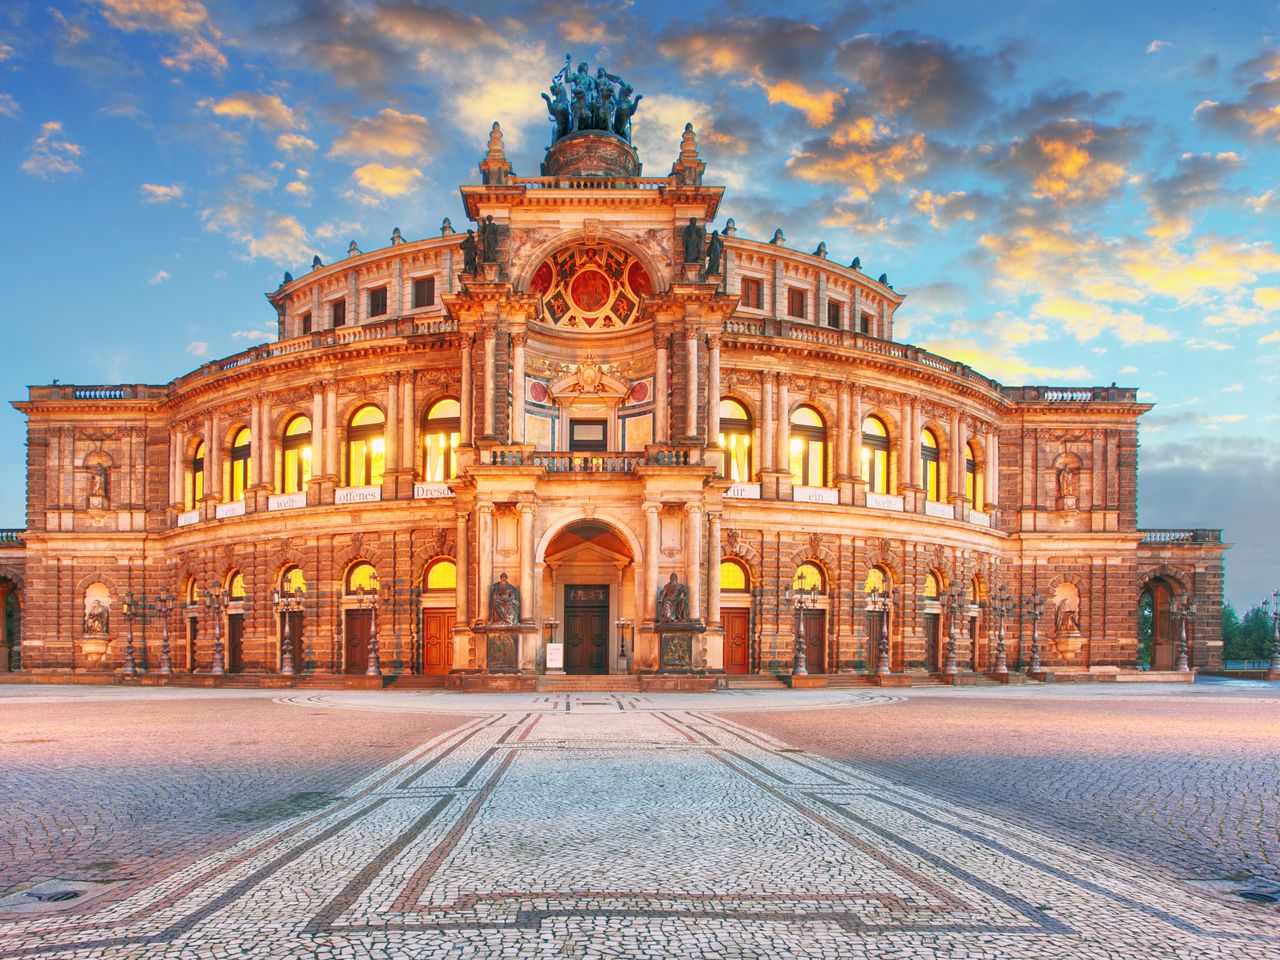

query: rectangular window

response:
[826,299,841,328]
[412,276,436,308]
[787,287,807,319]
[300,312,312,335]
[740,277,763,309]
[331,299,346,327]
[569,420,608,452]
[860,312,873,335]
[368,286,388,317]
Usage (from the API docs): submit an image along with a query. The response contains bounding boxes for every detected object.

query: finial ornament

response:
[311,255,323,270]
[813,241,827,259]
[440,217,455,235]
[770,229,785,245]
[390,227,404,245]
[850,256,861,270]
[348,240,361,257]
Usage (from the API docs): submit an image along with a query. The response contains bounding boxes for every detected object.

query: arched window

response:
[793,562,826,593]
[861,417,889,493]
[187,441,205,510]
[921,428,940,502]
[788,406,827,487]
[923,571,940,599]
[347,406,385,487]
[720,559,749,592]
[422,399,460,482]
[965,441,982,509]
[346,561,379,594]
[281,566,306,594]
[227,570,247,600]
[282,415,312,494]
[185,578,200,606]
[864,566,889,594]
[424,558,456,591]
[230,427,252,502]
[719,398,752,482]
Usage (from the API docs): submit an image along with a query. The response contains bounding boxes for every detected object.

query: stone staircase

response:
[536,675,642,693]
[724,674,788,690]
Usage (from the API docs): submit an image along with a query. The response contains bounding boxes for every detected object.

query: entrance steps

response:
[383,674,448,689]
[725,675,788,690]
[537,675,641,693]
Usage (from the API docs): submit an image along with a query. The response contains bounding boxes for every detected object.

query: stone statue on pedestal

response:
[682,218,705,264]
[657,573,690,623]
[706,230,724,275]
[489,573,520,625]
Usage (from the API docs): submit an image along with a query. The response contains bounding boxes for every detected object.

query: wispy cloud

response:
[186,340,209,358]
[0,93,19,119]
[148,269,170,285]
[140,182,183,203]
[202,92,300,130]
[20,121,82,179]
[92,0,226,73]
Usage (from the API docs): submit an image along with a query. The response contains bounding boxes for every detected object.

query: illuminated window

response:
[965,441,983,509]
[346,561,379,594]
[185,578,201,606]
[861,416,889,493]
[924,572,940,599]
[282,415,313,494]
[720,559,749,592]
[788,405,827,487]
[423,399,460,482]
[281,566,306,594]
[228,570,247,600]
[347,405,385,487]
[230,427,252,502]
[921,428,940,502]
[425,559,456,591]
[793,562,825,593]
[864,566,888,593]
[718,398,752,482]
[187,441,205,510]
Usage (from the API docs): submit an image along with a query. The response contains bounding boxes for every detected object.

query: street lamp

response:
[121,590,139,676]
[355,583,382,677]
[1024,589,1047,674]
[865,585,895,676]
[941,585,967,676]
[615,618,633,659]
[989,583,1014,676]
[1267,591,1280,674]
[781,582,814,676]
[271,585,306,676]
[1172,595,1197,673]
[203,585,227,676]
[155,588,174,676]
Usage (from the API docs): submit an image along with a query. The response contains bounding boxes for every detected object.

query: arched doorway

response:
[1141,576,1180,670]
[791,562,828,674]
[0,578,20,672]
[541,519,635,675]
[344,561,380,674]
[420,558,456,675]
[720,559,752,674]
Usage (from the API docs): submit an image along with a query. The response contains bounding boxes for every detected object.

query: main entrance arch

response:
[1140,574,1184,670]
[540,519,637,675]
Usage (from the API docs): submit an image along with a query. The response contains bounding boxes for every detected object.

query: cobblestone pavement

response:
[734,680,1280,884]
[0,683,1277,958]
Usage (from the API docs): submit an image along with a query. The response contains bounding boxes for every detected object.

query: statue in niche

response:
[480,215,500,263]
[682,217,705,263]
[90,464,108,503]
[657,573,691,623]
[489,573,520,625]
[461,230,479,274]
[83,599,109,635]
[1054,600,1081,637]
[706,230,724,275]
[1057,465,1077,499]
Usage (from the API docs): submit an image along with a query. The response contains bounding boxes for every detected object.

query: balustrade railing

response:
[1139,528,1222,543]
[0,529,24,545]
[533,452,643,473]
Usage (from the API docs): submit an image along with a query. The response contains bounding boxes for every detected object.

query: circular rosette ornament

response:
[531,242,651,331]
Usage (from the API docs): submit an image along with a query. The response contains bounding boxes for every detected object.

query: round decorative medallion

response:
[531,241,652,331]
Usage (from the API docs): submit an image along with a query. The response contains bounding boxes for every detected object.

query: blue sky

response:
[1,1,1278,609]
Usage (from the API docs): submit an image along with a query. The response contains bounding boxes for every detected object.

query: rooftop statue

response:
[543,55,641,146]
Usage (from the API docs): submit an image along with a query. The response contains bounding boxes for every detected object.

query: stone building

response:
[0,79,1227,686]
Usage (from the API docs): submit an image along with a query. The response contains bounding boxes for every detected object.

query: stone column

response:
[392,258,404,316]
[685,332,699,438]
[518,502,535,622]
[761,372,775,471]
[477,503,494,623]
[511,332,526,444]
[455,511,469,622]
[655,335,669,443]
[249,401,262,488]
[385,374,400,479]
[482,326,496,438]
[685,503,703,622]
[908,402,921,489]
[325,383,339,483]
[643,502,660,620]
[460,338,474,445]
[204,414,220,500]
[706,335,721,443]
[311,389,325,478]
[169,426,182,506]
[851,389,864,481]
[898,398,911,493]
[259,395,273,491]
[950,409,962,501]
[707,511,722,626]
[987,429,1000,507]
[401,374,415,472]
[776,376,790,476]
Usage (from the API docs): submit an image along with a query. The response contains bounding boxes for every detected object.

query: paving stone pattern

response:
[0,684,1277,958]
[735,682,1280,884]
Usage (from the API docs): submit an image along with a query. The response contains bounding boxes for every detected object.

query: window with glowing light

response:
[282,415,312,494]
[718,398,752,482]
[921,428,940,502]
[720,559,749,592]
[346,561,379,594]
[281,566,306,594]
[227,570,247,600]
[965,441,982,508]
[424,558,456,591]
[865,566,888,593]
[187,441,205,510]
[923,571,940,599]
[861,416,890,493]
[793,562,826,593]
[230,427,252,502]
[788,405,827,487]
[347,405,385,486]
[422,399,460,482]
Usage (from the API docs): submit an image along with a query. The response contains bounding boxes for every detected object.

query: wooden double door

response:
[801,608,826,674]
[422,609,455,675]
[227,613,245,673]
[564,585,609,675]
[724,608,751,674]
[345,609,371,674]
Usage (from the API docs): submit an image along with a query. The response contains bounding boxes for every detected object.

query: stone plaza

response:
[2,681,1277,958]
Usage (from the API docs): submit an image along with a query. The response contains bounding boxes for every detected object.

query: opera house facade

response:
[0,72,1227,688]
